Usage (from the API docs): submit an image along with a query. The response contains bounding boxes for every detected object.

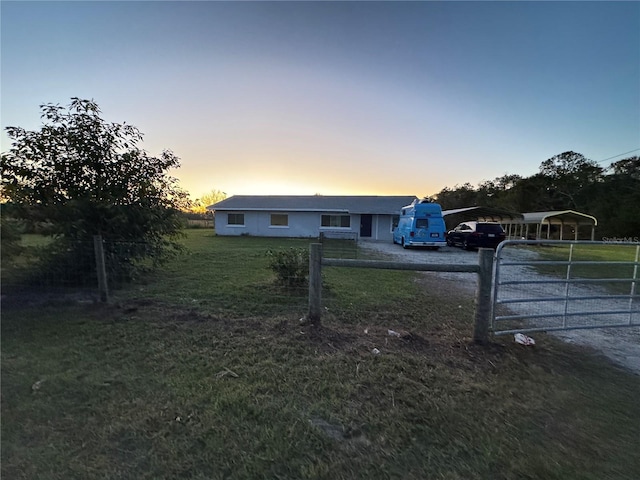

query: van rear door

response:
[412,218,429,241]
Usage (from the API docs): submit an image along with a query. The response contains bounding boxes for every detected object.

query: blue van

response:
[392,199,447,249]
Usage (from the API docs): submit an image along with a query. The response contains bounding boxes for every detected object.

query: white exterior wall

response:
[215,210,396,241]
[373,215,394,242]
[215,211,354,238]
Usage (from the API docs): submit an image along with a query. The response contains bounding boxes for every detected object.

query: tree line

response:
[433,151,640,238]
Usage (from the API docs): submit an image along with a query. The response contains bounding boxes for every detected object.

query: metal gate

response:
[492,240,640,336]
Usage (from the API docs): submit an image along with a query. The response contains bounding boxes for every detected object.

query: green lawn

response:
[120,232,417,319]
[2,230,640,479]
[525,243,640,295]
[529,242,639,264]
[20,233,57,247]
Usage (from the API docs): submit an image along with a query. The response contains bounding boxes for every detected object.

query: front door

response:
[360,214,372,237]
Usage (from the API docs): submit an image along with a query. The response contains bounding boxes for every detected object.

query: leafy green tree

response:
[588,156,640,237]
[189,189,227,215]
[1,97,190,282]
[610,156,640,179]
[476,174,524,209]
[434,183,478,209]
[505,173,557,212]
[538,151,604,210]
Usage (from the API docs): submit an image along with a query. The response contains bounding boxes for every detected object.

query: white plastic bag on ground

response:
[514,333,536,346]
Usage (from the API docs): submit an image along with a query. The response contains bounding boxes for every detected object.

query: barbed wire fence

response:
[2,235,313,315]
[319,231,358,259]
[3,239,95,305]
[1,235,156,305]
[3,232,367,316]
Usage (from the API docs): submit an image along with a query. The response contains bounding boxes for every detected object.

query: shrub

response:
[0,216,24,265]
[266,248,309,287]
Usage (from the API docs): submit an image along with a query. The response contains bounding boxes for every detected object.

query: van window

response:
[415,219,428,229]
[391,215,399,231]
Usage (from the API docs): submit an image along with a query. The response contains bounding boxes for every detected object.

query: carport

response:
[507,210,598,241]
[442,206,598,240]
[442,206,524,233]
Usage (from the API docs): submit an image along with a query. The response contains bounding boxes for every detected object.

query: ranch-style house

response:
[207,195,418,241]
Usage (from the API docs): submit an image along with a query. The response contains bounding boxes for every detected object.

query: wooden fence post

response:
[93,235,109,303]
[473,248,494,344]
[308,243,323,325]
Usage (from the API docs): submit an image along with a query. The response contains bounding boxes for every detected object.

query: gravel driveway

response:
[359,240,640,375]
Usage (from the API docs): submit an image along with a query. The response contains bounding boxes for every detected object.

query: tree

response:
[538,151,603,209]
[590,156,640,237]
[610,156,640,179]
[476,174,523,209]
[1,97,190,282]
[433,183,478,209]
[189,189,227,215]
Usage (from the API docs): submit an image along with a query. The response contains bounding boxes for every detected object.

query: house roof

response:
[520,210,598,226]
[207,195,418,215]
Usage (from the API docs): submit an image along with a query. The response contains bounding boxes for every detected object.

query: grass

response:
[3,230,640,479]
[20,233,57,247]
[121,232,412,318]
[524,243,640,295]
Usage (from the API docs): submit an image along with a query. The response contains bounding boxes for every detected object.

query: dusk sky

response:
[2,1,639,200]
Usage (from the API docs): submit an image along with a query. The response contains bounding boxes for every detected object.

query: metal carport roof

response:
[520,210,597,226]
[441,207,598,240]
[442,206,524,224]
[509,210,598,240]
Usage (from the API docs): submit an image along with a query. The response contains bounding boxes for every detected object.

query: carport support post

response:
[473,248,493,344]
[308,243,323,325]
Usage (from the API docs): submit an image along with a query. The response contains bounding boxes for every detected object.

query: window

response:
[391,215,400,232]
[416,218,429,229]
[227,213,244,226]
[476,223,505,234]
[270,214,288,227]
[321,214,350,228]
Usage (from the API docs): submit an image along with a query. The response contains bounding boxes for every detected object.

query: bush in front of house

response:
[266,248,309,287]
